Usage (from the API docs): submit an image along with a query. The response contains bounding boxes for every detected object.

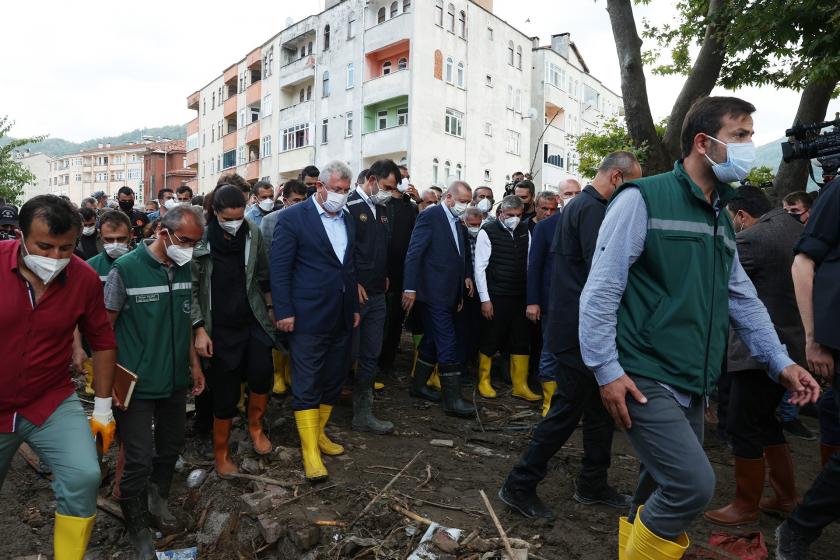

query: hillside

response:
[1,124,186,157]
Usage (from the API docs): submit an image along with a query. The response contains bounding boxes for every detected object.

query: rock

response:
[341,536,379,556]
[273,446,298,466]
[236,439,254,456]
[197,511,229,545]
[431,528,460,554]
[240,457,262,474]
[240,491,272,515]
[257,514,285,544]
[271,417,287,431]
[430,439,454,447]
[276,536,299,558]
[289,523,320,551]
[185,469,208,489]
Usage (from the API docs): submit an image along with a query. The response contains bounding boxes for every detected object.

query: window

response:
[187,133,199,151]
[300,88,305,103]
[506,130,521,155]
[239,110,246,129]
[397,107,408,126]
[507,41,514,66]
[346,63,354,88]
[403,0,411,11]
[432,158,439,185]
[546,62,566,90]
[281,124,310,151]
[211,91,215,110]
[346,112,354,137]
[95,172,108,182]
[390,1,398,18]
[238,146,246,165]
[484,121,493,136]
[323,25,330,50]
[444,160,451,181]
[544,145,565,168]
[348,14,356,39]
[308,41,313,56]
[434,0,443,26]
[584,84,600,108]
[487,26,493,41]
[223,150,236,169]
[322,71,330,97]
[203,99,206,115]
[250,107,260,122]
[261,135,272,157]
[305,85,311,100]
[382,60,392,76]
[202,132,206,147]
[444,108,463,137]
[458,11,466,38]
[455,163,462,180]
[377,110,388,130]
[217,155,221,172]
[398,57,408,71]
[484,169,491,181]
[211,124,215,142]
[456,62,464,87]
[321,118,329,144]
[485,74,493,87]
[506,85,513,109]
[263,47,274,78]
[446,3,455,32]
[445,57,453,83]
[128,168,142,180]
[378,7,386,23]
[516,46,523,69]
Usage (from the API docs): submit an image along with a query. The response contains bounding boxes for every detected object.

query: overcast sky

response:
[2,0,837,146]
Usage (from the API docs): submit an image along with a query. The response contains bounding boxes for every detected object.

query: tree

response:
[573,117,664,179]
[0,117,46,206]
[744,165,775,186]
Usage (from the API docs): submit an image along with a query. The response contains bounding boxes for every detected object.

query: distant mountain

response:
[0,124,187,157]
[754,137,786,172]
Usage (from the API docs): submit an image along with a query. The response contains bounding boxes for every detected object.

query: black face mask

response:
[306,186,317,198]
[118,200,134,212]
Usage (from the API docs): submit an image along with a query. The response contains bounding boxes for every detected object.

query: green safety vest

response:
[615,161,737,397]
[112,241,192,399]
[86,251,116,284]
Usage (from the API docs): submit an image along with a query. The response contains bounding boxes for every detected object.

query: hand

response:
[276,317,295,333]
[806,339,835,380]
[402,291,416,312]
[481,301,494,320]
[191,365,206,396]
[194,327,213,358]
[358,284,368,305]
[465,278,475,298]
[72,345,88,374]
[353,313,361,328]
[779,364,822,405]
[599,374,647,430]
[89,397,116,451]
[526,304,541,323]
[406,185,420,202]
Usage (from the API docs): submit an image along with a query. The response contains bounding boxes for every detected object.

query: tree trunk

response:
[606,0,671,175]
[775,76,839,198]
[660,0,729,161]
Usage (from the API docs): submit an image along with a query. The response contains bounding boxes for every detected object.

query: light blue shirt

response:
[579,187,794,405]
[444,205,461,255]
[313,195,348,262]
[245,204,267,226]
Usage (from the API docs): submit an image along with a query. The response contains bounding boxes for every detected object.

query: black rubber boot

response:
[352,388,395,434]
[410,358,441,403]
[498,477,556,519]
[148,480,185,534]
[440,368,476,418]
[118,493,157,559]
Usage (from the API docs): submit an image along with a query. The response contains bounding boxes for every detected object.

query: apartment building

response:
[48,143,148,204]
[185,0,620,199]
[14,151,52,202]
[143,140,197,200]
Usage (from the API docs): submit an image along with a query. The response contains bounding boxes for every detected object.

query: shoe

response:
[352,388,394,434]
[54,512,95,560]
[294,409,328,482]
[776,520,811,560]
[213,418,238,479]
[440,371,476,418]
[619,515,632,560]
[574,485,633,509]
[410,358,441,403]
[782,418,816,441]
[760,444,798,515]
[477,353,497,398]
[271,350,289,395]
[148,481,184,534]
[247,393,273,455]
[541,381,557,417]
[626,506,689,559]
[510,355,541,401]
[704,456,764,525]
[318,404,344,455]
[497,480,555,519]
[820,443,840,468]
[118,494,157,559]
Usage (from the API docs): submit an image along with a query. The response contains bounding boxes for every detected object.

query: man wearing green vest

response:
[579,96,821,560]
[86,210,133,283]
[103,205,206,559]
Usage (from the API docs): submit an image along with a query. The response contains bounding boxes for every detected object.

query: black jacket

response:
[385,194,417,290]
[346,191,389,295]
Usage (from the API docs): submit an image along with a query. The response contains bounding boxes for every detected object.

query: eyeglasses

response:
[168,230,198,247]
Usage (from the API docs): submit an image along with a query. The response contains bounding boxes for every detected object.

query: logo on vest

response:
[359,213,368,222]
[135,294,160,304]
[182,300,191,314]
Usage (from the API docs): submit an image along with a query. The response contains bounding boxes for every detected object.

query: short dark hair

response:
[356,169,369,185]
[79,207,97,221]
[19,195,82,237]
[512,171,524,178]
[191,195,205,207]
[206,184,247,218]
[252,180,273,197]
[157,188,174,200]
[216,173,250,193]
[176,185,194,198]
[783,191,812,210]
[429,186,443,196]
[680,96,756,158]
[300,165,320,180]
[728,185,772,219]
[98,209,131,233]
[117,186,135,198]
[146,200,160,210]
[368,159,401,183]
[514,180,535,196]
[282,179,308,199]
[473,186,494,201]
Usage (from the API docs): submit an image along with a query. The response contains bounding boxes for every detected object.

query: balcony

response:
[245,121,261,145]
[276,146,315,174]
[277,101,313,127]
[223,65,238,84]
[279,56,316,89]
[186,118,199,136]
[246,80,261,106]
[365,13,410,53]
[223,132,237,152]
[223,95,237,118]
[187,91,200,110]
[363,70,409,106]
[240,161,260,182]
[362,124,408,158]
[246,47,261,68]
[186,149,198,169]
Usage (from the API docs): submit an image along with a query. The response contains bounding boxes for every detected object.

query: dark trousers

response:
[114,390,186,500]
[716,369,732,434]
[379,289,407,371]
[417,302,461,367]
[819,387,840,445]
[479,296,529,356]
[528,319,542,374]
[726,369,786,458]
[352,293,387,387]
[458,294,482,368]
[207,325,274,420]
[290,330,352,410]
[506,348,613,493]
[788,362,840,541]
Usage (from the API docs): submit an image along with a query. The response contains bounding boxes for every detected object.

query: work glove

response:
[89,397,116,452]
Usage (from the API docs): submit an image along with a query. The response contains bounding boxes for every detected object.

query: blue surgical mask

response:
[705,136,755,183]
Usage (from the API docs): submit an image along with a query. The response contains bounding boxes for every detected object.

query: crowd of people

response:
[0,95,839,560]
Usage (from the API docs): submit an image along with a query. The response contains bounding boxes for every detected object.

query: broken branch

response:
[479,489,517,560]
[349,450,423,529]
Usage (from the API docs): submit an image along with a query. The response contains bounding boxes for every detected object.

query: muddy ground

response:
[2,343,838,559]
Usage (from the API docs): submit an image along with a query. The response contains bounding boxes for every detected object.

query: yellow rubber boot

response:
[318,404,345,456]
[626,507,689,560]
[427,365,441,391]
[272,350,288,395]
[82,358,95,396]
[54,512,95,560]
[283,357,292,385]
[541,381,557,417]
[618,516,632,560]
[294,409,328,482]
[374,381,385,390]
[236,383,246,414]
[477,353,497,398]
[510,355,541,401]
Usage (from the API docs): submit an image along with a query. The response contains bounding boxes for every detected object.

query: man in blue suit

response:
[402,181,476,418]
[270,160,360,483]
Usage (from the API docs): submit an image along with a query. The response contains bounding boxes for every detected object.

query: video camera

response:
[781,112,840,163]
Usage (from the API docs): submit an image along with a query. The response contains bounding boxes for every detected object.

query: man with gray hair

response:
[418,188,440,212]
[558,178,582,207]
[528,191,559,232]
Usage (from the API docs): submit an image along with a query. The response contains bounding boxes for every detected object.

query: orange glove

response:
[89,397,116,452]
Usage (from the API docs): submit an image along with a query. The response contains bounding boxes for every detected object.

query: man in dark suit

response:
[270,160,360,483]
[402,181,475,418]
[706,185,807,525]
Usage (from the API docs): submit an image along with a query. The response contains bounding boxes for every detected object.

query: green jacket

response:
[615,162,737,397]
[86,251,117,283]
[190,220,277,352]
[112,241,193,399]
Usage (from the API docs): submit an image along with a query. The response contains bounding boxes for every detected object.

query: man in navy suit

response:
[402,181,476,418]
[270,160,360,483]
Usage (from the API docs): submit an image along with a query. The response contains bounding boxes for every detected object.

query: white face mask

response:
[450,201,469,217]
[258,198,275,212]
[163,198,177,210]
[165,231,193,266]
[467,226,481,236]
[82,225,96,237]
[705,136,756,183]
[219,218,244,235]
[21,237,70,284]
[397,178,410,193]
[476,198,492,213]
[503,216,521,230]
[322,190,348,213]
[104,242,129,259]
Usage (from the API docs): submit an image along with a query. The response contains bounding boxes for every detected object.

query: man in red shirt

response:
[0,195,117,560]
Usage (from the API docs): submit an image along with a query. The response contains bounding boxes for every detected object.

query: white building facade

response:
[47,143,147,204]
[15,152,52,203]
